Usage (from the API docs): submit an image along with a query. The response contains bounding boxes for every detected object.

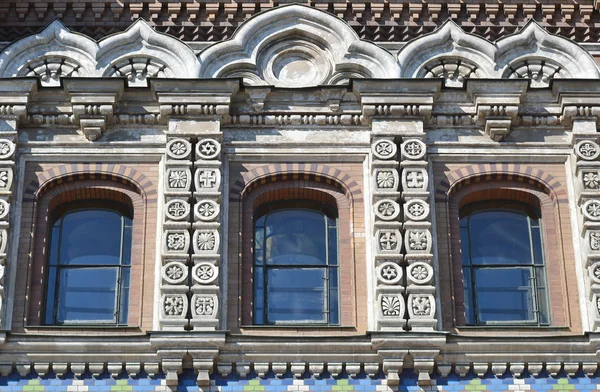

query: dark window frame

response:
[459,201,550,326]
[43,200,133,326]
[253,200,340,326]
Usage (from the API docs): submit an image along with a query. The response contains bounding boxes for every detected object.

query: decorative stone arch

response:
[398,20,496,86]
[229,162,362,202]
[97,20,199,87]
[0,20,97,86]
[496,21,600,87]
[435,163,567,204]
[198,4,399,87]
[24,163,157,204]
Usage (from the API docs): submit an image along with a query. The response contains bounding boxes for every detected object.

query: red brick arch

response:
[229,162,362,201]
[435,163,567,203]
[24,162,157,203]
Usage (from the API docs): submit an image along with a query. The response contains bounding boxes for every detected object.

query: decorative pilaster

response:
[572,131,600,330]
[401,137,436,331]
[371,137,405,330]
[152,79,238,331]
[190,135,222,330]
[160,136,193,330]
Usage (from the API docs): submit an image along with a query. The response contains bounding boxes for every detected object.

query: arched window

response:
[43,203,133,325]
[253,200,339,325]
[459,202,549,325]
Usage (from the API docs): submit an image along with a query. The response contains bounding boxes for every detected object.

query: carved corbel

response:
[467,80,527,142]
[246,87,271,112]
[193,360,213,387]
[63,79,124,141]
[161,359,182,390]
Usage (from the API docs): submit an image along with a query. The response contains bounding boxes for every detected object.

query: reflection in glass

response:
[460,205,549,325]
[253,201,339,325]
[44,206,132,325]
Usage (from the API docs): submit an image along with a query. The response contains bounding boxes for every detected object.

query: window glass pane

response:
[535,267,549,324]
[460,227,470,266]
[462,267,474,325]
[118,268,130,324]
[328,227,338,266]
[122,218,132,266]
[253,267,265,324]
[265,210,327,265]
[59,210,123,265]
[48,225,61,266]
[329,268,339,325]
[469,211,532,265]
[44,266,58,324]
[267,268,326,323]
[531,227,544,265]
[474,267,535,323]
[254,226,264,265]
[57,267,118,323]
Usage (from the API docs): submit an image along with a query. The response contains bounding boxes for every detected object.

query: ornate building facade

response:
[0,1,599,392]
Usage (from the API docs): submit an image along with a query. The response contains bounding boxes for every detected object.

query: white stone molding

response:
[198,4,399,87]
[97,19,198,86]
[0,20,198,88]
[496,21,600,87]
[398,20,495,85]
[399,20,600,88]
[0,20,97,86]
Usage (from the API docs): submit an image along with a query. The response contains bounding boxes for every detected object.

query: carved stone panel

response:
[191,294,219,319]
[372,139,397,160]
[194,199,220,222]
[407,294,435,319]
[161,261,189,285]
[193,230,220,254]
[374,199,401,221]
[161,294,188,318]
[163,230,190,254]
[196,138,221,160]
[402,168,428,192]
[192,262,219,285]
[165,199,191,221]
[373,169,399,192]
[583,200,600,221]
[401,139,427,161]
[375,229,402,254]
[378,293,405,319]
[376,261,403,285]
[407,262,434,285]
[403,199,430,221]
[166,138,193,160]
[576,140,600,161]
[405,229,432,254]
[194,167,222,193]
[165,168,192,192]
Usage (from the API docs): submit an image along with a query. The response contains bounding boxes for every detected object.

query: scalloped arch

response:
[97,19,199,82]
[198,4,399,86]
[0,20,97,81]
[398,21,496,80]
[496,21,600,80]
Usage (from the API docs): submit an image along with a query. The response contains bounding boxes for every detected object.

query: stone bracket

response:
[63,78,124,141]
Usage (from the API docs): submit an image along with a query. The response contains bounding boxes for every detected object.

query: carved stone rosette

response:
[191,137,222,330]
[160,137,193,330]
[573,138,600,330]
[371,138,405,330]
[0,137,15,328]
[401,138,437,331]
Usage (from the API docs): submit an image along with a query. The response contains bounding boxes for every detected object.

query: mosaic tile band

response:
[1,372,599,392]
